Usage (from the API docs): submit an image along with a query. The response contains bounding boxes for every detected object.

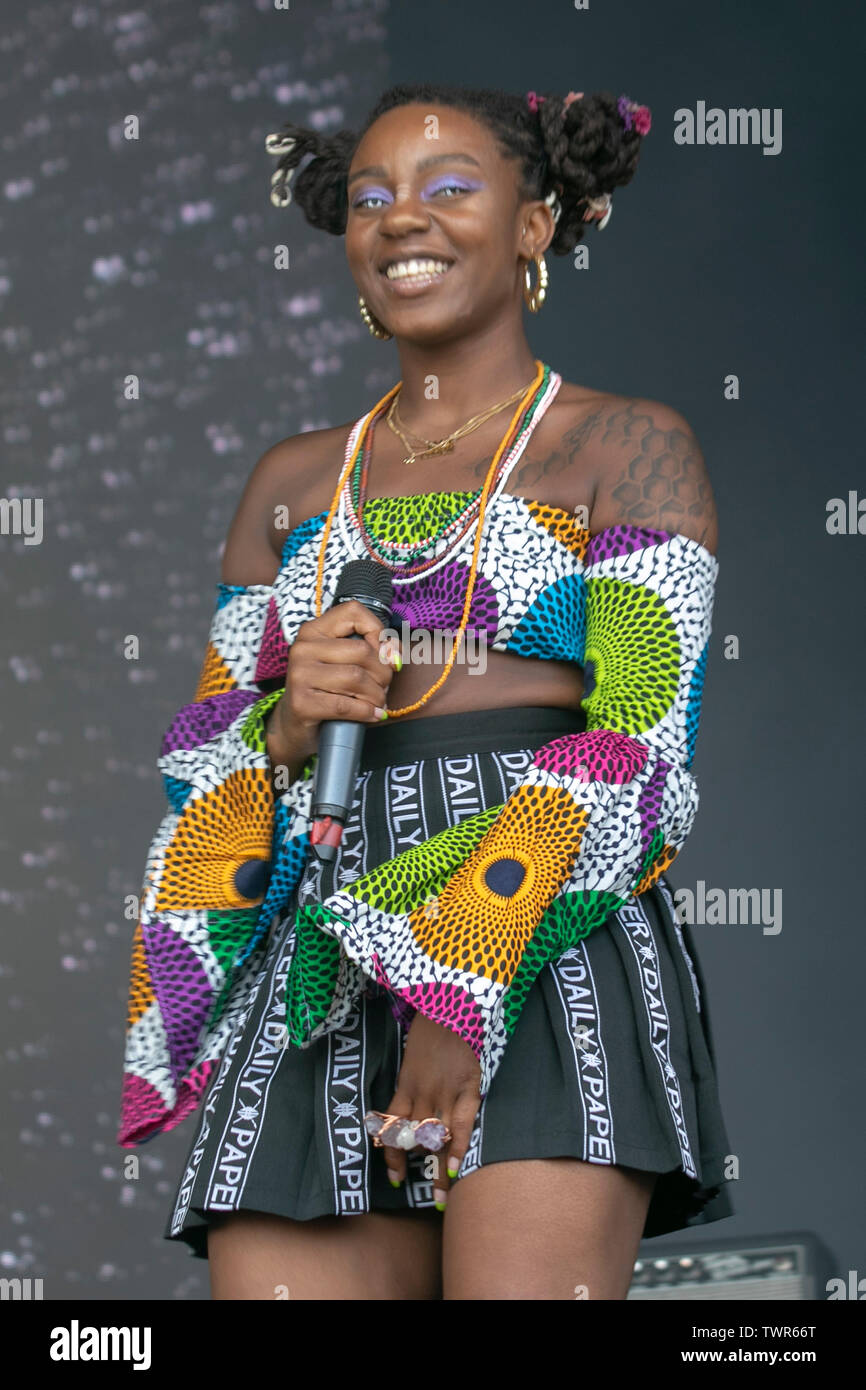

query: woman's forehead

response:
[352,104,499,166]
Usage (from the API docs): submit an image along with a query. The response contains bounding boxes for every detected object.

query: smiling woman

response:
[348,113,570,349]
[120,80,734,1302]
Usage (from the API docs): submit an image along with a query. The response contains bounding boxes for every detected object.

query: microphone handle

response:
[309,592,393,862]
[312,719,366,821]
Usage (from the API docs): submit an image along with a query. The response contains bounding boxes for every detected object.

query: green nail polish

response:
[434,1201,446,1212]
[393,654,402,671]
[447,1166,458,1179]
[389,1178,401,1188]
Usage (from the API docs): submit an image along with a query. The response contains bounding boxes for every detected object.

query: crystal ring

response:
[363,1110,452,1153]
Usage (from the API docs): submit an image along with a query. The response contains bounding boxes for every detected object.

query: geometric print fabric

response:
[118,372,719,1140]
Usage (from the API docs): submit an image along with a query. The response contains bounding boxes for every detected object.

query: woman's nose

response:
[379,185,430,228]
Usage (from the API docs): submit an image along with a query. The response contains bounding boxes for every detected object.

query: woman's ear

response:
[518,199,556,258]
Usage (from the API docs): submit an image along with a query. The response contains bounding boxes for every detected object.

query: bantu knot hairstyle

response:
[265,81,650,256]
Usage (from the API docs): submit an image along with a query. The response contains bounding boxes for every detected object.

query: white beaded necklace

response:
[333,369,562,585]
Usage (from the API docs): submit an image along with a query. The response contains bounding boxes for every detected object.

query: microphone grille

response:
[333,558,393,608]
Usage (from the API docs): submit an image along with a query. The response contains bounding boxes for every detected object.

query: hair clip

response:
[544,188,562,224]
[265,132,297,208]
[582,192,613,230]
[265,132,297,155]
[616,95,652,135]
[269,170,292,208]
[528,89,585,116]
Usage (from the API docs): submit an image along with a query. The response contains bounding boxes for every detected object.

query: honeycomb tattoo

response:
[599,402,716,546]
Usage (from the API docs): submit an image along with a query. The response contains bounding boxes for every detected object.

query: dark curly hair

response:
[264,81,649,256]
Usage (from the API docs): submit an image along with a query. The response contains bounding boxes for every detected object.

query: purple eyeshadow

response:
[351,176,483,208]
[351,185,391,207]
[422,176,483,197]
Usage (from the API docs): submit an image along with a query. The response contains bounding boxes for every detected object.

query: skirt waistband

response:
[358,704,586,771]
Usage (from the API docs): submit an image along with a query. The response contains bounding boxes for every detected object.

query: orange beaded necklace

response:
[313,359,547,719]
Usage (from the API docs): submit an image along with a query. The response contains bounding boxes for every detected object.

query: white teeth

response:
[385,259,451,280]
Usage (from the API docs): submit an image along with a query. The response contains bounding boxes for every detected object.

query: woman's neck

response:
[389,333,540,434]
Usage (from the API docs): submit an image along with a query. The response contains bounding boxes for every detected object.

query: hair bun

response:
[536,88,647,251]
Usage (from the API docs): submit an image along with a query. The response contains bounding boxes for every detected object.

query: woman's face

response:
[345,103,547,342]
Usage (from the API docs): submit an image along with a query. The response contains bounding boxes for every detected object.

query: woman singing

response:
[119,81,734,1300]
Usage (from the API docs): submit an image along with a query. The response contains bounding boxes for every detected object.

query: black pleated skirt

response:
[165,705,735,1258]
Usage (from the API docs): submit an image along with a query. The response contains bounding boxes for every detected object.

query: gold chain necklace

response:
[385,377,535,465]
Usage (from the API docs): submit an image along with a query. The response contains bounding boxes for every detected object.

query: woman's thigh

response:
[443,1157,657,1300]
[207,1207,443,1301]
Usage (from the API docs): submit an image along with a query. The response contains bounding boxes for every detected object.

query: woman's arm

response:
[587,397,718,556]
[118,441,317,1146]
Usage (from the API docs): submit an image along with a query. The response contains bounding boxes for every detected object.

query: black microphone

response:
[309,559,394,862]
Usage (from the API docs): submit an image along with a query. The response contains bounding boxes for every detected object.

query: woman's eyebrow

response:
[347,152,483,186]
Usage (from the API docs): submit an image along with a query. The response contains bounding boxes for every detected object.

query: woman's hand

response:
[380,1012,482,1210]
[267,602,401,772]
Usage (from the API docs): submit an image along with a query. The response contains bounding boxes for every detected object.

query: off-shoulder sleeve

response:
[118,582,314,1145]
[284,525,718,1096]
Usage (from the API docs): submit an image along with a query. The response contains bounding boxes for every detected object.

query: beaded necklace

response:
[314,360,560,718]
[341,361,554,579]
[346,417,493,566]
[347,489,483,564]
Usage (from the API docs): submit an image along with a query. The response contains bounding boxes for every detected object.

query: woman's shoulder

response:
[554,383,719,557]
[260,419,360,513]
[220,420,358,586]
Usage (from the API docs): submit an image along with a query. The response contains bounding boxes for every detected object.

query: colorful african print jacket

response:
[118,523,717,1145]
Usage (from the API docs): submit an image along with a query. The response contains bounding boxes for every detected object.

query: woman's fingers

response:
[302,599,385,644]
[286,604,403,730]
[376,1090,481,1213]
[295,634,399,711]
[410,1105,452,1210]
[304,601,402,673]
[433,1090,481,1210]
[379,1088,415,1188]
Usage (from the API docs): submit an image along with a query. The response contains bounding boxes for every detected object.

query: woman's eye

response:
[431,182,470,198]
[352,180,474,210]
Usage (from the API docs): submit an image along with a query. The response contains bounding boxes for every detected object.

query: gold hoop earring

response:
[358,295,392,340]
[522,253,549,313]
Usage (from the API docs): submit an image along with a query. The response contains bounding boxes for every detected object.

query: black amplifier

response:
[627,1230,837,1300]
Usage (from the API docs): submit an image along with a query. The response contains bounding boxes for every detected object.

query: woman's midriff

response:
[381,646,585,724]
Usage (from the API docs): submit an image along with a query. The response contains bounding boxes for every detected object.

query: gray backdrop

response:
[1,0,862,1300]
